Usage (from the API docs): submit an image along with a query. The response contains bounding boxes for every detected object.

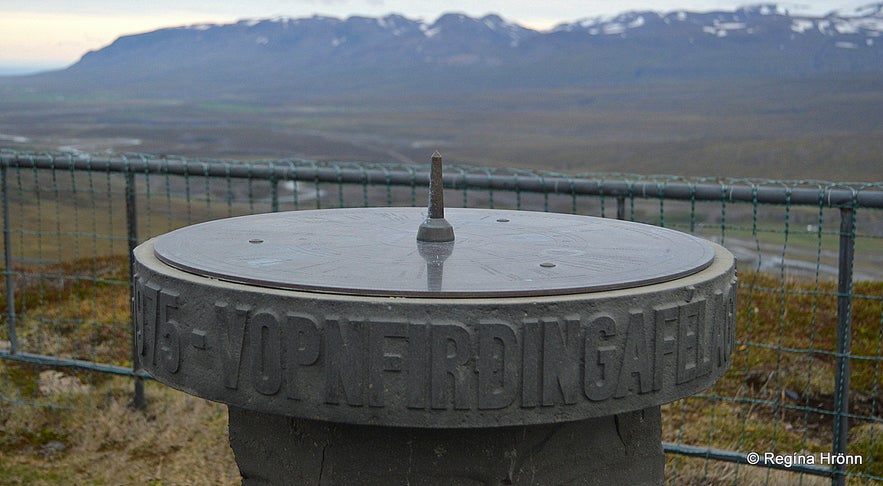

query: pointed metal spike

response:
[428,151,444,219]
[417,151,454,242]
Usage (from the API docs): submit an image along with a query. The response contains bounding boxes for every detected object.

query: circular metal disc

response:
[152,207,715,297]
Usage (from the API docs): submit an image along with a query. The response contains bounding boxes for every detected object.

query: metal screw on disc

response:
[152,207,717,297]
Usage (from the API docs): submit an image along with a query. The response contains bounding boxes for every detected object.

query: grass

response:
[0,377,238,485]
[1,257,882,484]
[0,256,239,485]
[662,272,883,484]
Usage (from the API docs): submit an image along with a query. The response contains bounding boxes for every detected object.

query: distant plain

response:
[1,73,882,181]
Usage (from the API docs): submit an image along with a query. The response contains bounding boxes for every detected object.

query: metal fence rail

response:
[2,150,882,485]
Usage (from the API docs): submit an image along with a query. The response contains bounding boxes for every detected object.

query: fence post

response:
[126,168,145,410]
[616,196,626,220]
[1,164,16,354]
[832,206,856,486]
[270,164,279,213]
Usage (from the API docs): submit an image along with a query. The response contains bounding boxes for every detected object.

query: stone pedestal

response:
[229,406,664,485]
[133,206,736,486]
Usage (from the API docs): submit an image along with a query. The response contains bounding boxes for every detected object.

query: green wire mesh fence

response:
[1,150,882,484]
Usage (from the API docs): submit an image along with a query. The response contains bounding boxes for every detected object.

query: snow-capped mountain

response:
[12,4,883,100]
[553,4,882,46]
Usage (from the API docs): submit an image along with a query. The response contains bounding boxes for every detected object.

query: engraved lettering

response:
[653,305,678,391]
[406,322,429,409]
[157,289,180,374]
[324,317,364,406]
[708,291,725,368]
[431,322,471,410]
[191,329,207,349]
[368,319,408,408]
[696,297,710,378]
[289,313,321,365]
[696,293,718,377]
[584,314,618,401]
[704,286,735,374]
[477,321,518,410]
[677,300,703,384]
[615,311,653,397]
[133,273,142,355]
[250,310,282,396]
[542,316,581,406]
[215,301,250,390]
[286,313,320,400]
[134,278,150,359]
[140,281,162,363]
[521,318,541,408]
[132,263,736,416]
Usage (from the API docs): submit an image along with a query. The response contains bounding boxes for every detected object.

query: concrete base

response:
[228,406,665,485]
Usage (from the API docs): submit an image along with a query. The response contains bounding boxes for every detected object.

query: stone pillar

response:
[229,406,664,485]
[135,206,736,486]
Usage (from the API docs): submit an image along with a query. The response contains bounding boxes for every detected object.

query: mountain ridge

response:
[7,3,883,101]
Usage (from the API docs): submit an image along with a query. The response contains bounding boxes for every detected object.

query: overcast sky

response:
[0,0,874,74]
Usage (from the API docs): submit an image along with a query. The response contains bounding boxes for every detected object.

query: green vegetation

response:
[0,377,238,485]
[665,272,883,484]
[0,256,236,485]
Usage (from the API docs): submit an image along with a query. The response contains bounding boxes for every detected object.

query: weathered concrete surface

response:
[134,240,735,427]
[229,406,665,485]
